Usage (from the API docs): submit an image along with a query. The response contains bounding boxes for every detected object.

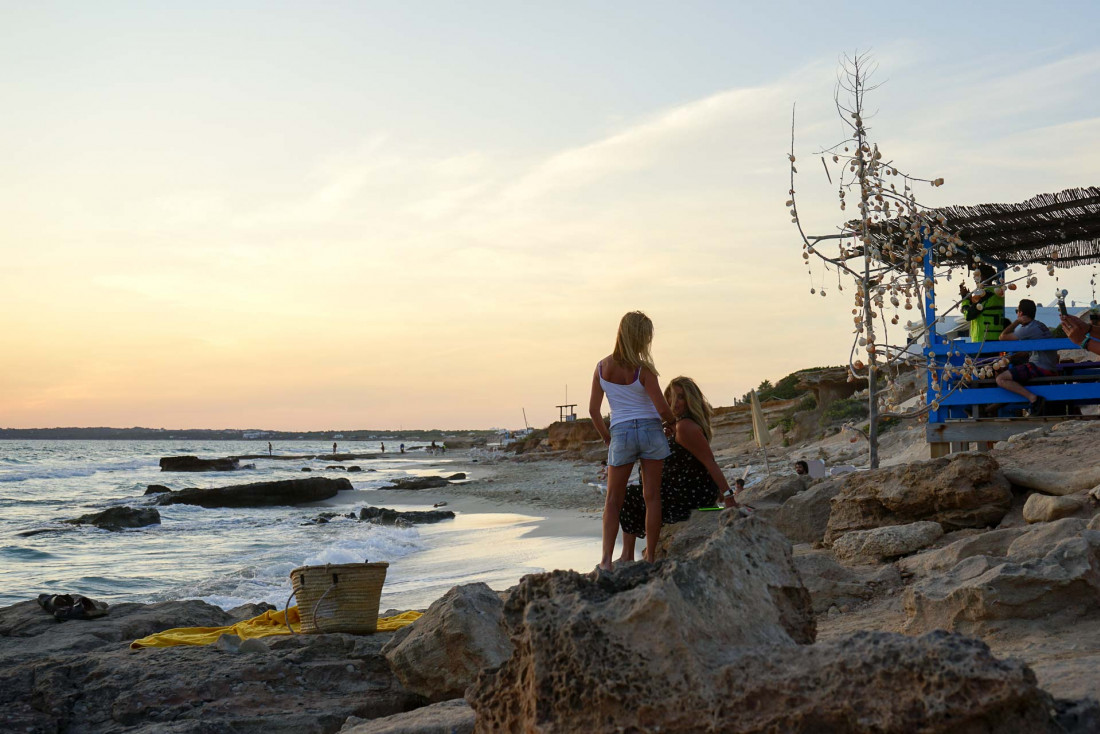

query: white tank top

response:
[599,362,661,426]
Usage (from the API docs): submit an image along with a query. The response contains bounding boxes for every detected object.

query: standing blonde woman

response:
[618,376,740,561]
[589,312,677,570]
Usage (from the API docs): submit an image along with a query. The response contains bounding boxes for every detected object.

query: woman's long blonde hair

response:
[665,376,713,442]
[612,311,658,376]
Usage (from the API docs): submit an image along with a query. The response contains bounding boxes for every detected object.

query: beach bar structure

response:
[876,187,1100,456]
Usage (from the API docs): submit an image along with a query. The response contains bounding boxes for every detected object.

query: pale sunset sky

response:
[3,2,1099,430]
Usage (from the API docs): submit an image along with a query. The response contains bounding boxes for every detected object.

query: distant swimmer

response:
[400,443,405,454]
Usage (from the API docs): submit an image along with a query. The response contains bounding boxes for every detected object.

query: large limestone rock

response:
[770,478,842,544]
[65,506,160,531]
[471,620,1071,732]
[994,420,1100,495]
[159,455,241,471]
[740,474,812,508]
[825,453,1011,543]
[157,477,351,507]
[468,514,817,731]
[342,698,474,734]
[905,528,1100,633]
[1023,493,1086,523]
[794,551,901,614]
[898,528,1026,578]
[382,583,511,702]
[832,521,944,564]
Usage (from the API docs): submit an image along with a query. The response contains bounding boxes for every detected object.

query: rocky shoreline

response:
[5,421,1100,731]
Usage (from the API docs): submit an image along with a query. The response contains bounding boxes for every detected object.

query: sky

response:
[2,1,1099,430]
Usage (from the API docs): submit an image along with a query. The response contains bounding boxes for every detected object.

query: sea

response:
[0,440,591,613]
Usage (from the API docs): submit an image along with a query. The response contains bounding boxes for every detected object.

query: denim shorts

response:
[607,418,670,466]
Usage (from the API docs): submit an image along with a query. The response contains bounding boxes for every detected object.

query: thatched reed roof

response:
[866,187,1100,269]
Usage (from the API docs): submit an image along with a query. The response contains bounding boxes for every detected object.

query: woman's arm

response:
[674,419,737,507]
[588,366,610,445]
[639,368,677,424]
[1061,315,1100,355]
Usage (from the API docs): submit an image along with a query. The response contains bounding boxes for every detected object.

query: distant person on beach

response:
[332,442,337,455]
[400,443,405,454]
[997,299,1060,415]
[589,311,678,570]
[268,442,272,456]
[618,377,740,562]
[794,460,808,476]
[959,265,1005,342]
[380,442,385,453]
[734,477,745,495]
[1062,313,1100,355]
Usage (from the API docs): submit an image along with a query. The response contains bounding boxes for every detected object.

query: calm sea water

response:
[0,440,586,612]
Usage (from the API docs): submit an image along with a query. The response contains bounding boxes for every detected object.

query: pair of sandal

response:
[37,593,109,621]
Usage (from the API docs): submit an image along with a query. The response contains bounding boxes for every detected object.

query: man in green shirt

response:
[959,265,1006,342]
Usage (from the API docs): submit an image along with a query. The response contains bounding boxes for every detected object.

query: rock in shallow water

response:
[65,506,160,531]
[159,455,241,472]
[157,477,352,508]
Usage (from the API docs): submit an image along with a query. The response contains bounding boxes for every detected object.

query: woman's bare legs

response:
[618,533,637,562]
[600,463,634,570]
[640,458,664,563]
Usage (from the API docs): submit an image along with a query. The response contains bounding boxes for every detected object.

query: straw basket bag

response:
[287,561,388,634]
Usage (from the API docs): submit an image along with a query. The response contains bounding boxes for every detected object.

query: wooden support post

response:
[929,442,950,458]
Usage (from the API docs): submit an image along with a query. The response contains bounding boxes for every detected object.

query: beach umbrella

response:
[750,390,773,475]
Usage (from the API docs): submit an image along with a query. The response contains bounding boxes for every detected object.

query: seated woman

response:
[617,376,739,562]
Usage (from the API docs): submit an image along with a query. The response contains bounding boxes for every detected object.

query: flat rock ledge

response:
[157,477,353,508]
[359,507,456,526]
[159,455,241,472]
[0,598,422,733]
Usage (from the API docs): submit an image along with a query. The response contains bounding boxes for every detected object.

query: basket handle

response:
[284,589,299,635]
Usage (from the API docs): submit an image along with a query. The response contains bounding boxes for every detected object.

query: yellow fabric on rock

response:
[130,607,422,649]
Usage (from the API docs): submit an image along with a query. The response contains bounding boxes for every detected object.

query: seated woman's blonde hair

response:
[664,376,713,442]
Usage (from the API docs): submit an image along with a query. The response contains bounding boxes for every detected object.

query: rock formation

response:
[359,506,456,526]
[383,583,511,702]
[1023,493,1087,523]
[65,506,161,531]
[378,476,452,491]
[994,421,1100,495]
[825,453,1011,543]
[468,511,1083,732]
[159,455,241,472]
[831,521,944,564]
[905,522,1100,634]
[0,599,421,732]
[157,477,352,508]
[769,478,842,544]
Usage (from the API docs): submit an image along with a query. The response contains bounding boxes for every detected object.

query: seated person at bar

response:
[959,265,1005,343]
[996,299,1059,415]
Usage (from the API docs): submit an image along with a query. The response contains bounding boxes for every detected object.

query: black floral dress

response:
[619,436,719,537]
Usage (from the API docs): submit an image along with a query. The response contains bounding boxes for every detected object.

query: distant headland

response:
[0,427,500,442]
